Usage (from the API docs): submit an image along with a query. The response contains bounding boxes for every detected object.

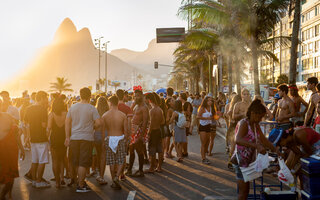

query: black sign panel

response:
[156,28,185,43]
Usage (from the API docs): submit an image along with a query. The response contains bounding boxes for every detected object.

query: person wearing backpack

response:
[169,100,187,162]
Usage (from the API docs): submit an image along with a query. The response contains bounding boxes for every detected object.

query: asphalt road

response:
[9,125,284,200]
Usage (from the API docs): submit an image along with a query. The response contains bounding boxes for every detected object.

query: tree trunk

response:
[289,0,301,84]
[195,66,200,93]
[252,38,260,95]
[218,55,223,92]
[236,60,241,94]
[200,64,207,92]
[228,57,233,96]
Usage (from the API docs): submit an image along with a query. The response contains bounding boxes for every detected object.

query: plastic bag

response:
[255,153,270,172]
[278,158,294,186]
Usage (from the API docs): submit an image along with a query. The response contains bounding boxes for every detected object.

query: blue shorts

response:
[232,164,244,180]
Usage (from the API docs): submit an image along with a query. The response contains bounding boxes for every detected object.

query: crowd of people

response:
[0,86,221,198]
[1,77,320,199]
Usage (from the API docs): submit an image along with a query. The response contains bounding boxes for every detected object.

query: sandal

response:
[125,170,133,176]
[96,176,108,185]
[131,170,144,177]
[177,158,183,162]
[120,174,126,181]
[110,183,121,190]
[144,169,155,174]
[155,168,163,173]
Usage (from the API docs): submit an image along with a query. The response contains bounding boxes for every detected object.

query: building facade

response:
[257,0,320,86]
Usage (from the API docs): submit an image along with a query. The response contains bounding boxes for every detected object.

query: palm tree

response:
[288,0,301,84]
[49,77,73,93]
[180,0,290,95]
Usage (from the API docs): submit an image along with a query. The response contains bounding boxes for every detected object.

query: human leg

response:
[199,131,207,160]
[51,149,60,187]
[208,131,216,155]
[0,181,14,200]
[238,180,250,200]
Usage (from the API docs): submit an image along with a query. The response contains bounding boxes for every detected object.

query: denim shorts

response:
[232,164,244,180]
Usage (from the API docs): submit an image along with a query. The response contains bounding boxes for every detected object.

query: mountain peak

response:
[54,18,77,43]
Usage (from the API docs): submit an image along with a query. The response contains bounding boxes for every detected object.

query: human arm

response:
[235,122,266,154]
[304,98,315,126]
[169,112,177,124]
[124,115,128,140]
[300,96,309,115]
[232,103,245,121]
[257,125,282,156]
[197,108,211,120]
[47,113,53,138]
[64,116,72,147]
[141,106,149,134]
[12,119,25,160]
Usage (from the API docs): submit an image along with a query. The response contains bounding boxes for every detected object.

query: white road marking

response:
[86,180,110,200]
[127,190,136,200]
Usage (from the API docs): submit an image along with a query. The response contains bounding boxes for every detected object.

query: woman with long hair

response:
[169,100,187,162]
[231,99,280,200]
[48,97,67,188]
[94,96,109,185]
[197,96,215,164]
[226,95,242,150]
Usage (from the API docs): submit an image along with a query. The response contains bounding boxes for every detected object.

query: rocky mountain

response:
[4,18,143,95]
[111,38,178,78]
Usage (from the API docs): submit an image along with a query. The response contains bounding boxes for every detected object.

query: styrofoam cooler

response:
[261,191,297,200]
[300,158,320,174]
[301,190,320,200]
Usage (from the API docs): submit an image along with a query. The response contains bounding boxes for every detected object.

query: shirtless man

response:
[276,84,296,130]
[102,96,128,190]
[145,93,165,173]
[126,90,149,177]
[304,77,320,127]
[233,89,251,123]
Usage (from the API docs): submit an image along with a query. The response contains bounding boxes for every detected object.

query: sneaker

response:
[36,181,51,188]
[32,181,37,187]
[76,186,91,193]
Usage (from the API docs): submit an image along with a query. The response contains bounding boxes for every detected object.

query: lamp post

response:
[94,36,104,92]
[103,41,110,93]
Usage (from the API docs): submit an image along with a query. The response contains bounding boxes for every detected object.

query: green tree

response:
[180,0,290,95]
[50,77,73,93]
[277,74,289,86]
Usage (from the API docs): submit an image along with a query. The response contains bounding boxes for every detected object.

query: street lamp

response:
[103,41,110,93]
[94,36,104,92]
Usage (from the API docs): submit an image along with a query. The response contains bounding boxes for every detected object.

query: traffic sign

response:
[156,28,185,43]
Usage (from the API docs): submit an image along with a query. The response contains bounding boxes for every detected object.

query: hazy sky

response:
[0,0,186,82]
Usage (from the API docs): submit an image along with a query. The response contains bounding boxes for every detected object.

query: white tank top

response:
[199,108,212,126]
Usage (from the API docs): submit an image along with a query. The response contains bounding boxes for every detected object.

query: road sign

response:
[156,28,185,43]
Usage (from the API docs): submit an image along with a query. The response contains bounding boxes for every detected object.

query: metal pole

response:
[98,40,101,81]
[105,45,107,93]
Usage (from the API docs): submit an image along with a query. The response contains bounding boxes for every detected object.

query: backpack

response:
[176,112,187,128]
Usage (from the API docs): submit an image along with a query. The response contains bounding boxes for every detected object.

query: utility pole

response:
[94,36,104,92]
[103,41,110,93]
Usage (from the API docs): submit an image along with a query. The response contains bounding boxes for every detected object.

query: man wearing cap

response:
[304,77,320,127]
[268,93,281,121]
